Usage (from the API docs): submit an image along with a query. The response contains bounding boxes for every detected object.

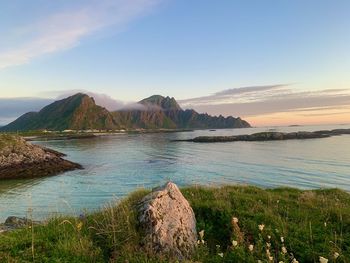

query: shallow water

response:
[1,124,350,221]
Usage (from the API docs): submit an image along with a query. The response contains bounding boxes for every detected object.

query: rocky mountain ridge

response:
[0,93,251,131]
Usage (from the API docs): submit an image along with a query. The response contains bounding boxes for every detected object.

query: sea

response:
[1,124,350,221]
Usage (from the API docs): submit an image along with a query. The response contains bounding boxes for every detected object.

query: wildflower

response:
[79,213,86,221]
[218,253,224,258]
[281,246,287,254]
[266,242,271,248]
[201,239,205,244]
[248,244,254,252]
[258,261,262,263]
[279,262,284,263]
[280,236,284,243]
[266,249,271,257]
[319,256,328,263]
[324,222,327,227]
[277,200,280,203]
[76,221,83,231]
[268,256,273,261]
[292,259,299,263]
[258,224,265,231]
[216,244,221,249]
[267,235,271,240]
[199,230,205,240]
[232,217,239,224]
[334,252,339,259]
[197,240,200,244]
[232,240,238,247]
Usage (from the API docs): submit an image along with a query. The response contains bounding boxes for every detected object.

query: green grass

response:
[0,186,349,262]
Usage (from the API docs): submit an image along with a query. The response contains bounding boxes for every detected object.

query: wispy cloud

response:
[179,84,289,105]
[179,85,350,125]
[0,0,161,69]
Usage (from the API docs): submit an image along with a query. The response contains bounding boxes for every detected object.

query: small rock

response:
[5,216,31,228]
[138,182,197,259]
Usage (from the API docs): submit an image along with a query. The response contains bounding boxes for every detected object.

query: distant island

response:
[176,129,350,143]
[0,93,250,132]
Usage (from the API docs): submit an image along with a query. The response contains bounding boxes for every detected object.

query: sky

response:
[0,0,350,126]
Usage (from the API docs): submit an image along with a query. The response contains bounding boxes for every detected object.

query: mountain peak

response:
[1,92,118,131]
[139,95,182,111]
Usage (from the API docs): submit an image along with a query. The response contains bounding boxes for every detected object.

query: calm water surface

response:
[1,124,350,221]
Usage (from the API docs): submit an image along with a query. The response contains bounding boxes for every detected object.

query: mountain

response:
[0,94,250,131]
[112,95,181,129]
[0,93,119,131]
[139,95,182,111]
[112,95,250,129]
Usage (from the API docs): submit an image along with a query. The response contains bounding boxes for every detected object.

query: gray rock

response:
[138,182,197,260]
[0,216,40,234]
[5,216,31,227]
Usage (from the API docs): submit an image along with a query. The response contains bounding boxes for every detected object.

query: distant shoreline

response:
[174,128,350,143]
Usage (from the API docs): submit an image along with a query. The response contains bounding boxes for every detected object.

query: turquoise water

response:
[1,124,350,221]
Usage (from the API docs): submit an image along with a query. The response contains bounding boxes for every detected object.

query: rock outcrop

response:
[0,134,81,179]
[138,182,197,259]
[0,216,40,234]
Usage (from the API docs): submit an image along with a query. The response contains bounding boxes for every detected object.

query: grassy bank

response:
[0,185,349,262]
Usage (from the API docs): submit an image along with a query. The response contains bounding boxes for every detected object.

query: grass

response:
[0,134,20,149]
[0,185,349,262]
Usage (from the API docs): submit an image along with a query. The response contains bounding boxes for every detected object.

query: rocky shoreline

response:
[0,134,82,179]
[174,128,350,143]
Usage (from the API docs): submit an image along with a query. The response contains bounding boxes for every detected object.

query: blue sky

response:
[1,0,350,125]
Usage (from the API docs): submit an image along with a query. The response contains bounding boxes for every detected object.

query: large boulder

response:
[138,182,197,259]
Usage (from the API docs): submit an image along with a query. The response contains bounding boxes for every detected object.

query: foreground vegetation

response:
[0,185,349,262]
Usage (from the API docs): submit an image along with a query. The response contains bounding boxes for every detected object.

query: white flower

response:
[199,230,204,240]
[324,222,327,227]
[258,261,262,263]
[248,244,254,252]
[334,252,340,259]
[279,262,284,263]
[232,217,239,224]
[258,224,265,231]
[292,259,299,263]
[201,239,205,244]
[281,246,287,254]
[319,256,328,263]
[280,236,284,243]
[266,242,271,248]
[232,240,238,247]
[268,256,273,261]
[218,253,224,257]
[267,235,271,240]
[216,244,221,249]
[197,240,200,244]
